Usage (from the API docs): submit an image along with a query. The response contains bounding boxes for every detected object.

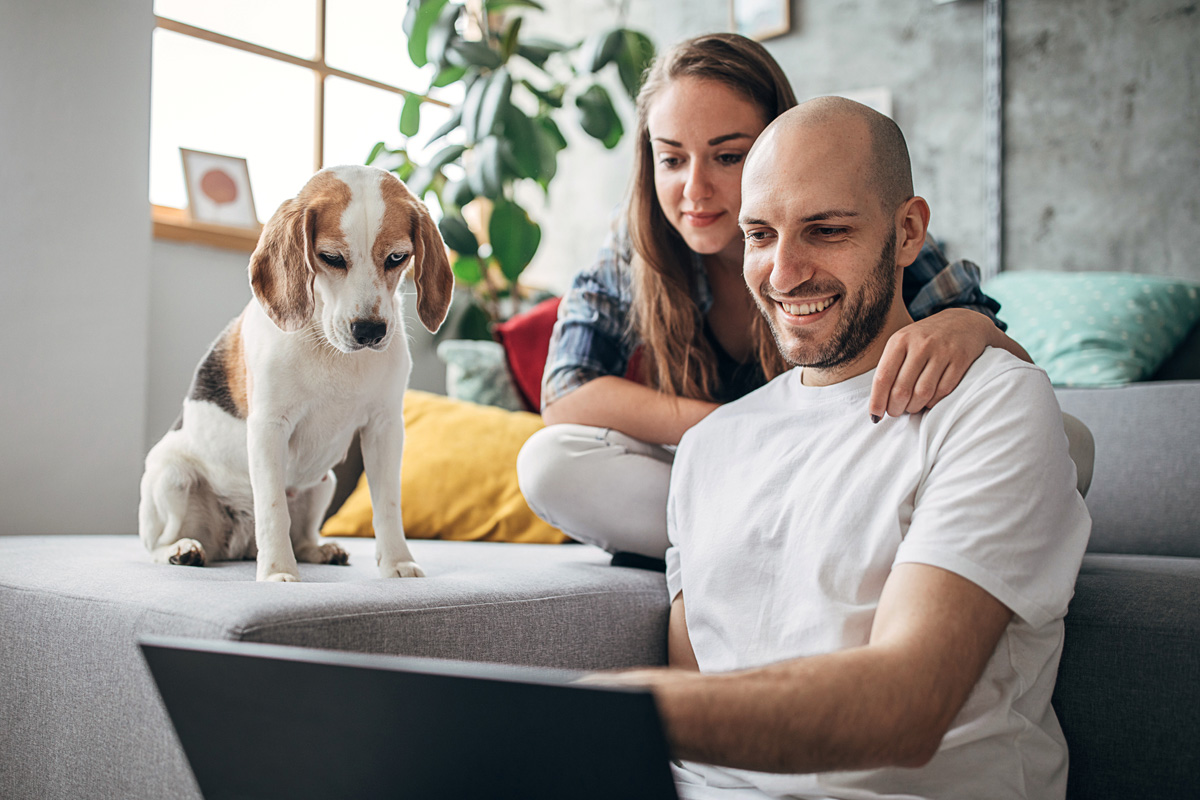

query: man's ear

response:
[894,196,931,269]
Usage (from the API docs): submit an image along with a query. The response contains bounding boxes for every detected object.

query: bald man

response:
[599,98,1091,799]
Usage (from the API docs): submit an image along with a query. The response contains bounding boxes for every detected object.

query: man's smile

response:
[775,294,840,323]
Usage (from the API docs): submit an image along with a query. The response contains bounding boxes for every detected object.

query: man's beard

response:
[757,229,898,369]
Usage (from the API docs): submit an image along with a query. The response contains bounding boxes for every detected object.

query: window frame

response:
[152,1,447,251]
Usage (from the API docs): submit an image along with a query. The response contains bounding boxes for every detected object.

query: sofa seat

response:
[0,536,668,800]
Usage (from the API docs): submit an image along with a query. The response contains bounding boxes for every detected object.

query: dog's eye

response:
[385,253,410,270]
[320,253,347,269]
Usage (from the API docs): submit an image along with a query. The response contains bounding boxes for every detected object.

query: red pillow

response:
[493,297,563,413]
[493,296,647,413]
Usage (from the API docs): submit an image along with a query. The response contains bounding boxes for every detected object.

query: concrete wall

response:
[0,0,153,535]
[1005,0,1200,275]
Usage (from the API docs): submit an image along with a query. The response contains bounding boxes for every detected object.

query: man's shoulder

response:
[955,347,1051,400]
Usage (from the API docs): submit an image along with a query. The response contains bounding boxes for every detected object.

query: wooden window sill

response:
[152,205,262,253]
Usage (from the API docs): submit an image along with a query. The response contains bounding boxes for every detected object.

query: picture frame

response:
[730,0,791,42]
[180,148,258,229]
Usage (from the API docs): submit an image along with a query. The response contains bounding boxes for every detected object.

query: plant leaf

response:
[500,16,522,62]
[451,254,484,285]
[483,0,545,11]
[537,115,567,150]
[407,0,451,68]
[427,107,463,144]
[467,136,504,199]
[489,197,541,282]
[476,67,512,139]
[460,72,491,144]
[430,63,467,89]
[455,299,493,340]
[427,143,468,171]
[443,176,476,208]
[581,28,624,73]
[400,92,423,137]
[439,212,479,256]
[426,2,462,70]
[520,78,564,109]
[615,29,655,99]
[366,141,387,165]
[576,83,623,148]
[501,105,541,179]
[447,39,503,70]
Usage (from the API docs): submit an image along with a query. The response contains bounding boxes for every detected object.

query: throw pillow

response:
[492,296,563,412]
[436,339,526,412]
[984,271,1200,386]
[321,390,569,544]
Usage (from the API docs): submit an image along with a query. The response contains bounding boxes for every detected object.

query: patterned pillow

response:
[984,271,1200,386]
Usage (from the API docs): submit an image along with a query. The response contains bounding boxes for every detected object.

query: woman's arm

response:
[542,376,718,446]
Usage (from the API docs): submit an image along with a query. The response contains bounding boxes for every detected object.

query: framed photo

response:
[730,0,791,41]
[180,148,258,229]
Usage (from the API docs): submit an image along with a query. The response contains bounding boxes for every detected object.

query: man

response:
[602,97,1091,799]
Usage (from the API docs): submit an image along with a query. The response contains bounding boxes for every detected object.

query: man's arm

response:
[607,564,1011,774]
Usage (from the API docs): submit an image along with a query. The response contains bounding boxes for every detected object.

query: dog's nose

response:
[350,320,387,347]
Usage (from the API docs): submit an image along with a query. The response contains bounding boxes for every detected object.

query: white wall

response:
[0,0,153,535]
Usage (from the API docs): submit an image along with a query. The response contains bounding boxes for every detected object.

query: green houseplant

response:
[367,0,654,339]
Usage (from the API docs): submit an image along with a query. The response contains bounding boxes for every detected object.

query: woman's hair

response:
[627,33,796,401]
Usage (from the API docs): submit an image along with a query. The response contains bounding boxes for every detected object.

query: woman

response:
[517,33,1032,562]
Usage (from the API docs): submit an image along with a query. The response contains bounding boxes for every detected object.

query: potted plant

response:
[367,0,654,339]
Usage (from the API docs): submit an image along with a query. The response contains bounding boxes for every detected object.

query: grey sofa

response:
[2,379,1198,800]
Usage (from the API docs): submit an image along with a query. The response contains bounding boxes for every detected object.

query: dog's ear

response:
[250,198,316,332]
[410,201,454,333]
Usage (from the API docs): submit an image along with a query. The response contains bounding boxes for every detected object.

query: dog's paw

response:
[261,571,301,583]
[379,560,425,579]
[167,539,206,567]
[296,541,349,565]
[322,543,350,566]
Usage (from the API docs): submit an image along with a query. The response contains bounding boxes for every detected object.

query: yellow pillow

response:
[321,390,569,544]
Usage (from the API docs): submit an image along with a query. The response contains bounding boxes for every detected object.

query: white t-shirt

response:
[665,348,1091,800]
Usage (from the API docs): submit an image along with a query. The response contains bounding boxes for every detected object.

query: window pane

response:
[154,0,318,59]
[325,0,431,90]
[150,30,315,222]
[324,76,454,170]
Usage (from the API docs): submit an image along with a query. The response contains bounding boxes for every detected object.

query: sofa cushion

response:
[986,271,1200,386]
[1055,381,1200,557]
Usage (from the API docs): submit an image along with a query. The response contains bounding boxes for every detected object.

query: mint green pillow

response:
[436,339,527,412]
[984,271,1200,386]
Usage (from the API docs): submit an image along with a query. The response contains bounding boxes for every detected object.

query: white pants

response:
[517,415,1095,561]
[516,424,675,558]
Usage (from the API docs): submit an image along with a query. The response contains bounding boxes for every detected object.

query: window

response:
[150,0,454,249]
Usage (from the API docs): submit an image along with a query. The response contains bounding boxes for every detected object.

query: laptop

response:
[140,636,680,800]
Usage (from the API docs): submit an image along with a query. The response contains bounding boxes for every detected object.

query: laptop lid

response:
[141,637,680,800]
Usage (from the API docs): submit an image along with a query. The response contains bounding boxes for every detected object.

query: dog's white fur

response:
[138,165,453,581]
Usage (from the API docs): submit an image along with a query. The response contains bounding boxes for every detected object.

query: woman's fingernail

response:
[871,414,882,424]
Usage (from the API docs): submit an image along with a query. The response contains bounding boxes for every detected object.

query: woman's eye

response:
[657,155,681,168]
[718,153,745,165]
[320,253,346,268]
[386,253,409,269]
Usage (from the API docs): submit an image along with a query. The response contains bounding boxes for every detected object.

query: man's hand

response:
[869,309,1031,421]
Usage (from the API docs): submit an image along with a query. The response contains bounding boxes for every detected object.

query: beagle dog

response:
[138,165,453,581]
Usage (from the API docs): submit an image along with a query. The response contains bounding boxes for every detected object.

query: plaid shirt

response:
[541,226,1004,409]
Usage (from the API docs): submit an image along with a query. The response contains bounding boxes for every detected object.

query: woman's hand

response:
[868,309,1032,421]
